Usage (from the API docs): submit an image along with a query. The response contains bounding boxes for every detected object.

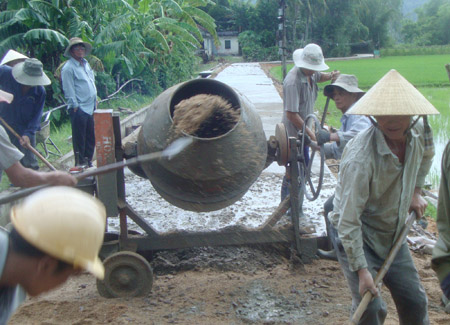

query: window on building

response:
[225,40,231,49]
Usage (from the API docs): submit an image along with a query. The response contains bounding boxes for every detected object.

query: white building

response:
[201,30,240,59]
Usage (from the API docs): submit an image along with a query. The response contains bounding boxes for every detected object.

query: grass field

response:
[271,54,450,188]
[272,55,450,88]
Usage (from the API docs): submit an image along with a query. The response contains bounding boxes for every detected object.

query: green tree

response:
[402,0,450,45]
[356,0,402,49]
[0,0,84,68]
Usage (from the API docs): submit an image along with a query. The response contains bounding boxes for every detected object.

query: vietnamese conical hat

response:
[347,69,439,116]
[0,49,28,66]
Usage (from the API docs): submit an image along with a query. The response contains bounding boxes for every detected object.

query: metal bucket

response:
[137,78,267,212]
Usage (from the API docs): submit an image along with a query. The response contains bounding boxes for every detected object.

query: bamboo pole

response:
[0,117,57,171]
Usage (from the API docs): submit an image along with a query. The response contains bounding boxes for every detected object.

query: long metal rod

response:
[0,117,57,171]
[0,137,193,205]
[350,211,417,324]
[320,96,330,129]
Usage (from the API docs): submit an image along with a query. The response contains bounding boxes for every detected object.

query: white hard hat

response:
[11,186,106,279]
[293,43,329,71]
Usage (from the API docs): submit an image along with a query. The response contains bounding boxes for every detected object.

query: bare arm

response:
[319,70,340,83]
[286,111,316,141]
[5,162,77,188]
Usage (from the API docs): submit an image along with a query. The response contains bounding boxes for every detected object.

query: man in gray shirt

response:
[280,43,339,206]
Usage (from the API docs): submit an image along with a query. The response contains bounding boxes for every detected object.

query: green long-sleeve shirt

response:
[330,121,434,272]
[432,140,450,282]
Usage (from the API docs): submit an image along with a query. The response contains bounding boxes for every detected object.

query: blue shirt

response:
[0,228,27,324]
[61,57,97,115]
[323,110,371,159]
[0,65,45,138]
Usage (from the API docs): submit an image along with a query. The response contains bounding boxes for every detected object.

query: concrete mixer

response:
[136,78,268,212]
[88,78,327,299]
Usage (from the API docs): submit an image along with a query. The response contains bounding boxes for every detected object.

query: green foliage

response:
[402,0,450,46]
[0,0,216,111]
[238,30,279,62]
[424,200,437,220]
[95,71,116,99]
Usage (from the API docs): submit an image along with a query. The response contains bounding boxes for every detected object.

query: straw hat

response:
[293,43,329,71]
[347,69,439,116]
[12,58,51,86]
[0,90,13,103]
[64,37,92,58]
[324,74,364,97]
[0,49,28,66]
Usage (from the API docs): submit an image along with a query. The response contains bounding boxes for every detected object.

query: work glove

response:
[317,129,331,146]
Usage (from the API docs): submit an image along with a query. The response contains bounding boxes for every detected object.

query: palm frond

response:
[0,34,27,57]
[147,29,170,52]
[23,28,67,45]
[15,8,49,27]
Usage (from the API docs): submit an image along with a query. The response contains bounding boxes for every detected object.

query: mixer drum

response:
[137,78,267,212]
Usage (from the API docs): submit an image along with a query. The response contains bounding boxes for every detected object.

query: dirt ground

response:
[8,63,450,324]
[9,231,450,324]
[9,169,450,325]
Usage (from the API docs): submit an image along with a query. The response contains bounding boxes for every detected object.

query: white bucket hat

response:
[324,74,365,97]
[293,43,329,71]
[0,49,29,66]
[12,58,51,86]
[64,37,92,58]
[347,69,439,116]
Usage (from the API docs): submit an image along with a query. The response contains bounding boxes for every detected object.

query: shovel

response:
[0,117,57,171]
[350,211,417,324]
[0,137,193,205]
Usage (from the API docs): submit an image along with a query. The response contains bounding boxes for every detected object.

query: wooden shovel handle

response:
[0,117,56,170]
[350,211,417,324]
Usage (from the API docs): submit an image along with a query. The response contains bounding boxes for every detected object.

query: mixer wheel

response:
[96,251,153,298]
[275,123,290,166]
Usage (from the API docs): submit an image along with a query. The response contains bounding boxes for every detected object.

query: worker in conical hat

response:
[328,69,439,324]
[0,49,28,67]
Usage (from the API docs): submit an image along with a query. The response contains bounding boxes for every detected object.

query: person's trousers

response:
[7,131,39,170]
[329,224,429,325]
[69,108,95,166]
